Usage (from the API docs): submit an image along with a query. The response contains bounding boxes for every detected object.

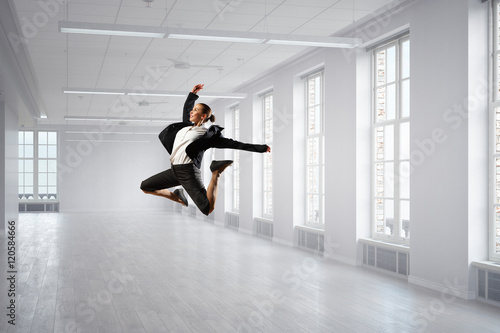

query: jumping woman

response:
[140,84,271,215]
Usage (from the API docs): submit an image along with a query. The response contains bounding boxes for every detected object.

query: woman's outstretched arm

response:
[182,84,204,122]
[213,136,270,153]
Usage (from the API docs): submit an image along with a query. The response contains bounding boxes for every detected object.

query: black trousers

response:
[141,163,210,215]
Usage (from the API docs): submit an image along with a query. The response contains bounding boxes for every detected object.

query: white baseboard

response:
[408,275,476,300]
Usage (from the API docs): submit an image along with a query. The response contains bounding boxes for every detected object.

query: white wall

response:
[36,124,172,212]
[210,0,490,299]
[0,100,19,232]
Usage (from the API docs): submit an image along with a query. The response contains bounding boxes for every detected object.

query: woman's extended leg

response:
[206,161,233,214]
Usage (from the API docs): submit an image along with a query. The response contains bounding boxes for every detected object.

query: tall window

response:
[19,130,58,201]
[305,72,325,228]
[372,36,410,242]
[233,106,240,212]
[491,0,500,261]
[263,92,273,218]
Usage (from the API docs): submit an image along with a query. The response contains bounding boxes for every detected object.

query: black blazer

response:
[159,92,268,169]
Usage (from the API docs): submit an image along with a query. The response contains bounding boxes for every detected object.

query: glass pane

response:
[308,194,320,223]
[48,160,57,172]
[25,145,33,158]
[25,160,33,172]
[19,160,24,172]
[376,86,386,122]
[496,206,500,254]
[314,77,321,105]
[48,145,57,158]
[375,198,385,232]
[38,187,48,198]
[376,50,386,86]
[26,187,33,198]
[400,200,410,238]
[385,162,394,198]
[39,131,47,145]
[39,145,47,158]
[24,145,34,158]
[307,137,320,165]
[386,46,396,83]
[25,131,34,144]
[498,53,500,99]
[18,173,24,186]
[375,127,384,161]
[18,145,24,158]
[19,132,24,144]
[315,105,322,133]
[307,166,320,194]
[39,160,48,172]
[401,80,410,117]
[48,173,57,186]
[496,108,500,153]
[385,199,394,235]
[496,158,500,204]
[39,173,47,186]
[400,161,410,199]
[265,119,273,142]
[402,40,410,79]
[386,84,396,120]
[375,163,384,197]
[384,125,394,161]
[24,173,33,186]
[400,122,410,160]
[48,132,57,144]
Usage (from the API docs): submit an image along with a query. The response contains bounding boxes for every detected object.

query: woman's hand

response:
[191,84,204,94]
[266,145,271,153]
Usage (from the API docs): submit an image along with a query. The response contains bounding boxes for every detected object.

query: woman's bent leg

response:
[140,169,186,205]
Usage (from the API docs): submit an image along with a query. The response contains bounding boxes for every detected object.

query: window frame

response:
[490,0,500,262]
[371,35,410,244]
[18,130,59,202]
[304,71,325,229]
[262,92,273,219]
[232,105,240,213]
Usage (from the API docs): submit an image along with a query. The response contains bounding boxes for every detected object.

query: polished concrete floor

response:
[0,211,499,333]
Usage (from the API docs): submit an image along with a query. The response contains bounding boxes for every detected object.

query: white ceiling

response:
[11,0,394,127]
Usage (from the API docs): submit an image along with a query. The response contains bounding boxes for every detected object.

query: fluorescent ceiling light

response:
[202,92,247,99]
[169,33,265,44]
[59,21,362,48]
[106,118,154,122]
[63,87,247,99]
[63,88,126,95]
[59,21,165,38]
[65,116,108,121]
[267,39,356,48]
[265,34,361,48]
[64,116,174,122]
[128,91,185,97]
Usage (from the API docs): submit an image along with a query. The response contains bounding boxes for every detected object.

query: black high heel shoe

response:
[210,160,233,173]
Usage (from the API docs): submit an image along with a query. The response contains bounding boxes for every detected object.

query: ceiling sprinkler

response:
[142,0,153,7]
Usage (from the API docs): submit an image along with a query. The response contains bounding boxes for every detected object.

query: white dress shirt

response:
[170,125,208,165]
